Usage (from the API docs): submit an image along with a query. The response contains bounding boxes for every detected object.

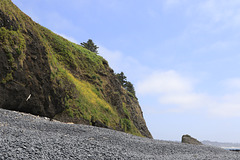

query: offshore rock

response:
[182,135,202,145]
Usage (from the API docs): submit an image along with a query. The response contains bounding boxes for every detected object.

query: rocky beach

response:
[0,108,239,160]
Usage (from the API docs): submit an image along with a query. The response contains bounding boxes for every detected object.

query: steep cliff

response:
[0,0,152,138]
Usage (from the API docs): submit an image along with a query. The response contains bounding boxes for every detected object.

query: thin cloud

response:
[99,47,240,118]
[41,12,79,33]
[98,46,123,73]
[222,78,240,90]
[98,46,149,82]
[57,33,79,44]
[159,93,206,109]
[209,93,240,117]
[165,0,180,6]
[137,70,240,118]
[137,70,205,111]
[164,0,187,8]
[193,0,240,32]
[193,41,237,56]
[137,70,192,95]
[163,0,240,34]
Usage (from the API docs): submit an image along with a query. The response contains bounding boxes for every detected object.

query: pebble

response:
[0,108,239,159]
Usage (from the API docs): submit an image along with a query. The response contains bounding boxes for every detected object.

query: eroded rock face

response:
[182,135,202,145]
[0,5,65,118]
[0,0,152,138]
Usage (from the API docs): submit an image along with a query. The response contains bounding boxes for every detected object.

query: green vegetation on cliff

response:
[0,0,152,138]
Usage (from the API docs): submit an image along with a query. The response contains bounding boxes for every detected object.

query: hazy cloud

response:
[99,45,240,118]
[191,0,240,32]
[98,46,124,73]
[209,93,240,117]
[164,0,187,8]
[57,33,79,44]
[137,70,205,111]
[223,78,240,90]
[98,46,149,82]
[137,70,240,117]
[42,12,79,33]
[137,70,192,94]
[159,93,206,110]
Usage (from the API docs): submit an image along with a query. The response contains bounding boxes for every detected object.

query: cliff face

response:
[0,0,152,138]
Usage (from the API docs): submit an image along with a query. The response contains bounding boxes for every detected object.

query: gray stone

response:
[0,108,239,160]
[182,134,202,145]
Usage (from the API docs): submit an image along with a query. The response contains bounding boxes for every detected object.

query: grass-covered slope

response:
[0,0,152,138]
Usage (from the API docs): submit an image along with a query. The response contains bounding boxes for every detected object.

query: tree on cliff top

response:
[80,39,99,54]
[124,81,136,97]
[116,72,127,85]
[116,72,136,97]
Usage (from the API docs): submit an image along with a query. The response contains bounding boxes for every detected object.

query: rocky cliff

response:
[0,0,152,138]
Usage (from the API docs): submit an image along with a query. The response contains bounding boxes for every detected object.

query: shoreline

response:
[0,108,239,159]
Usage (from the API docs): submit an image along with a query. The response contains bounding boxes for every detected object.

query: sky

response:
[11,0,240,143]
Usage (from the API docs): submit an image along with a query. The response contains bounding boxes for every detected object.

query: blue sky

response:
[12,0,240,143]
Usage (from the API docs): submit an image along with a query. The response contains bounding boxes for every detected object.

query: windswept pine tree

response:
[116,72,136,97]
[80,39,99,54]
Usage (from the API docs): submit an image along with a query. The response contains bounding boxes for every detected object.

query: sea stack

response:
[182,134,202,145]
